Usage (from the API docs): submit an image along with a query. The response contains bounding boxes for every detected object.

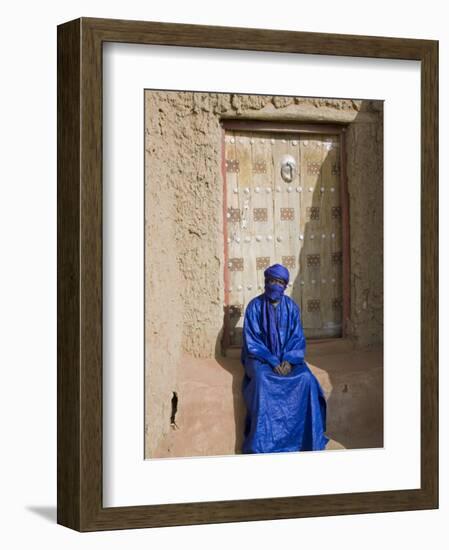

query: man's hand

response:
[274,361,292,376]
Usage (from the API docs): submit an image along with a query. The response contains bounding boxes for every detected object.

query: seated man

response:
[240,263,329,454]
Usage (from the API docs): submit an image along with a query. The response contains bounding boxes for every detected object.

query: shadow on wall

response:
[213,350,246,454]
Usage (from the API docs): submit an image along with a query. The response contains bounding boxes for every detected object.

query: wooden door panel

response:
[224,129,344,345]
[273,136,294,308]
[288,137,303,312]
[300,138,324,332]
[236,134,254,312]
[252,134,275,297]
[225,134,244,344]
[323,137,343,334]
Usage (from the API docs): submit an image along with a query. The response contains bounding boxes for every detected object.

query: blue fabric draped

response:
[262,297,281,360]
[240,293,329,453]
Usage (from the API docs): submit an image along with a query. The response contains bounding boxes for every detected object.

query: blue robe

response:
[240,293,329,453]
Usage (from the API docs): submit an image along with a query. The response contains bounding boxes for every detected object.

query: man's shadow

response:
[214,332,246,454]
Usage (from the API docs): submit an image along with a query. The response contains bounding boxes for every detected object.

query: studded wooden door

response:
[223,128,346,347]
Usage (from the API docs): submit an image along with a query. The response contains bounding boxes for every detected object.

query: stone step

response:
[150,347,382,458]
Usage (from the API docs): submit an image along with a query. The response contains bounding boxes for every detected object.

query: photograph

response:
[144,90,384,459]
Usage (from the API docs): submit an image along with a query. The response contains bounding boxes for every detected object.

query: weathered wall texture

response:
[144,91,383,458]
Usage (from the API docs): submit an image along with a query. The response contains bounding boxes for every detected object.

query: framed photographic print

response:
[57,17,438,531]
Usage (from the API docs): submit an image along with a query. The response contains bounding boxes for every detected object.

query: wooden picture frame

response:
[57,17,438,531]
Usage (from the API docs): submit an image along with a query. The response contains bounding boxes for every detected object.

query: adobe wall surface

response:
[144,91,383,457]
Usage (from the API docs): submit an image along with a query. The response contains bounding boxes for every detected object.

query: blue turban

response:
[264,263,290,285]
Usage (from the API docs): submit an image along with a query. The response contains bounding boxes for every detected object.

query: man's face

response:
[266,276,287,288]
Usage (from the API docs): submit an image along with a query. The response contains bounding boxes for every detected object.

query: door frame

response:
[220,119,351,349]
